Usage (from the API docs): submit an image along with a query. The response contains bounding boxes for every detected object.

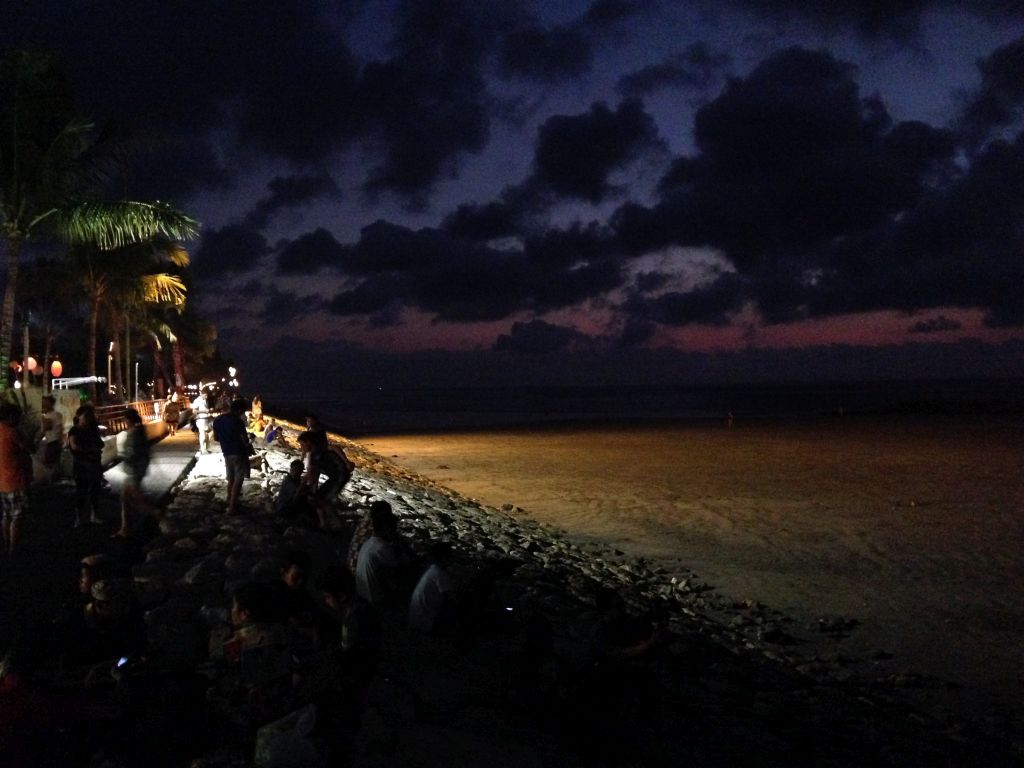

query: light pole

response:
[107,341,114,400]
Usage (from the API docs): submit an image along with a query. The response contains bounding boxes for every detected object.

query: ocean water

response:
[263,377,1023,436]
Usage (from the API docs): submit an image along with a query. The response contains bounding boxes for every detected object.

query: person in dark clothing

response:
[67,405,105,527]
[212,399,252,515]
[273,551,318,632]
[310,565,382,762]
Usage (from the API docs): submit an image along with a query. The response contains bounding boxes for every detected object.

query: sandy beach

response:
[361,416,1024,721]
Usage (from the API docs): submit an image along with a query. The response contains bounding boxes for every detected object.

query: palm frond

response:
[55,200,200,249]
[140,273,187,306]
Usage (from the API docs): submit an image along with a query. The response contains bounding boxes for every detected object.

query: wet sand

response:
[362,416,1024,720]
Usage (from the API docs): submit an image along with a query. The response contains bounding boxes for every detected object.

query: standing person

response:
[305,413,329,454]
[67,405,104,527]
[163,392,180,436]
[213,398,252,515]
[36,395,65,467]
[192,390,212,454]
[0,403,32,555]
[113,408,155,538]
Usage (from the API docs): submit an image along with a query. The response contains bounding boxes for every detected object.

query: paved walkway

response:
[0,428,206,660]
[104,428,201,501]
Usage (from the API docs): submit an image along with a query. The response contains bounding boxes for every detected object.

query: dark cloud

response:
[497,0,641,83]
[276,228,347,275]
[442,201,523,241]
[261,286,325,325]
[634,271,671,293]
[611,48,959,326]
[809,128,1024,327]
[732,1,1024,40]
[356,0,495,203]
[324,220,626,324]
[498,24,592,82]
[625,272,746,327]
[493,320,592,354]
[909,315,963,334]
[617,43,732,97]
[531,99,665,203]
[245,173,343,230]
[959,36,1024,146]
[194,225,270,277]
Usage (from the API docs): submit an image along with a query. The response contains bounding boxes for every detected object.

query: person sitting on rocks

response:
[274,459,311,518]
[77,579,147,670]
[308,565,382,762]
[263,418,282,445]
[316,565,382,663]
[273,550,319,633]
[220,582,289,664]
[355,501,412,605]
[210,581,297,730]
[408,542,457,634]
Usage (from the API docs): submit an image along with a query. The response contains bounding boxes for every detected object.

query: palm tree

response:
[0,50,199,389]
[74,239,189,401]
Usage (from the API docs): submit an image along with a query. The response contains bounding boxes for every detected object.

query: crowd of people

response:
[0,393,671,766]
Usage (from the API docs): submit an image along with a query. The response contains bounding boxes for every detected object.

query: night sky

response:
[6,1,1024,391]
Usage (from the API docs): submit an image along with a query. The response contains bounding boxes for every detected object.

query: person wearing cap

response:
[0,403,32,555]
[81,578,146,664]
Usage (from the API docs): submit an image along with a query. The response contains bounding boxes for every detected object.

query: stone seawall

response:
[141,419,1019,766]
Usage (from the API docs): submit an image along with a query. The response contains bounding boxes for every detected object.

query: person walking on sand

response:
[113,408,156,538]
[0,403,32,555]
[67,405,104,527]
[163,392,181,435]
[213,398,252,515]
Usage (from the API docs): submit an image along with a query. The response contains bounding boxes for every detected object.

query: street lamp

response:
[107,341,114,397]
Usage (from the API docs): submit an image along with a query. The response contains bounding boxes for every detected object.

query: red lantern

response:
[50,359,63,378]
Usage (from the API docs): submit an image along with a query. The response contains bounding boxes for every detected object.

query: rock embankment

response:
[140,422,1019,767]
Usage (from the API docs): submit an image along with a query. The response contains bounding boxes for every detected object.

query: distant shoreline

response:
[263,398,1022,439]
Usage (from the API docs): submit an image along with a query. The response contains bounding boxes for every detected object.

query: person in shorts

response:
[0,403,32,555]
[213,398,252,515]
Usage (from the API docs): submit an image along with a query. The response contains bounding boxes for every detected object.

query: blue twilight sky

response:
[5,1,1024,389]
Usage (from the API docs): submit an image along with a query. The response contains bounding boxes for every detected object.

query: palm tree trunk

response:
[0,237,23,390]
[42,325,53,393]
[87,291,100,402]
[112,335,122,402]
[172,340,185,390]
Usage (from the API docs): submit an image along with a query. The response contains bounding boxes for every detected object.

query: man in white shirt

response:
[408,542,456,633]
[355,501,409,605]
[192,391,212,454]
